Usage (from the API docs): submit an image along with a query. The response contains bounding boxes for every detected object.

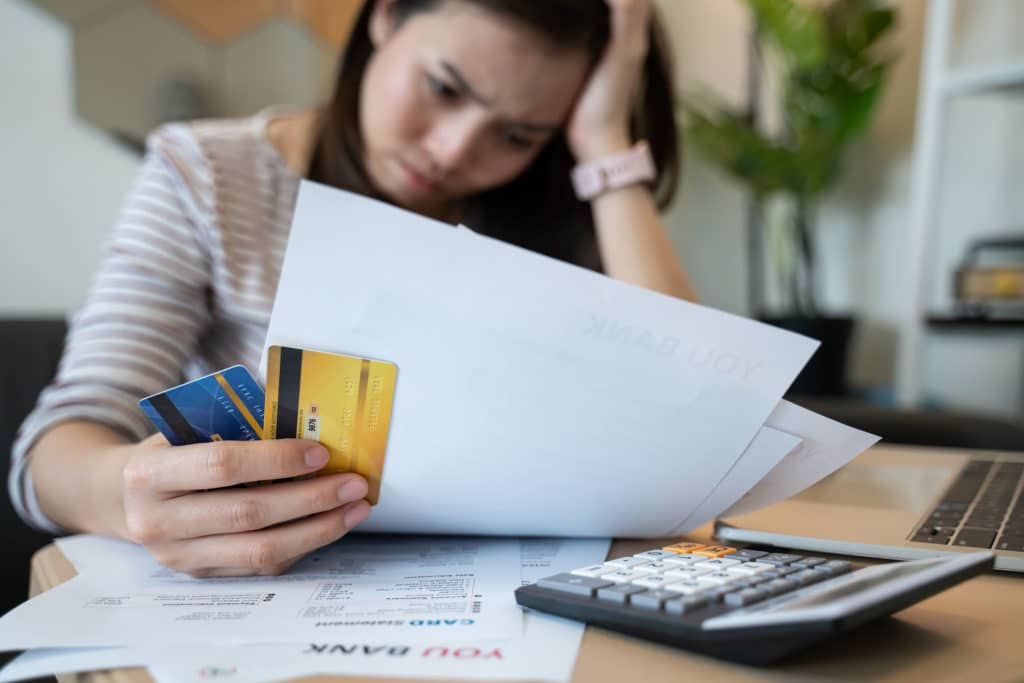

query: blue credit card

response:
[139,365,265,445]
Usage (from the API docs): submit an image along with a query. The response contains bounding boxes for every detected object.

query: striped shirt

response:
[10,111,299,532]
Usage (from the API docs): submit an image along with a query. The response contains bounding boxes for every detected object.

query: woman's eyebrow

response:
[440,61,559,133]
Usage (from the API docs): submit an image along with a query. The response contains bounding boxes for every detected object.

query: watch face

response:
[572,165,604,200]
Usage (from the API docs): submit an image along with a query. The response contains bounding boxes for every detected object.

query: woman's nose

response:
[423,114,481,175]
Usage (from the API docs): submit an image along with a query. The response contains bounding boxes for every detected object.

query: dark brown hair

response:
[307,0,680,271]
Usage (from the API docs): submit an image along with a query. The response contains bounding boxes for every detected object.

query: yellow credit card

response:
[264,345,397,505]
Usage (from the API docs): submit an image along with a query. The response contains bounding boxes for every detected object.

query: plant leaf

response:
[747,0,827,68]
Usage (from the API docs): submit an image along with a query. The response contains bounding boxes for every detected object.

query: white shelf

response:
[899,0,1024,411]
[941,59,1024,96]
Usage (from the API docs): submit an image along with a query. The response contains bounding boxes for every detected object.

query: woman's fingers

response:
[607,0,650,57]
[568,0,652,157]
[151,500,372,577]
[156,472,369,539]
[123,438,330,494]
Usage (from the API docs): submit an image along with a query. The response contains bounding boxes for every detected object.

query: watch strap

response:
[571,141,656,201]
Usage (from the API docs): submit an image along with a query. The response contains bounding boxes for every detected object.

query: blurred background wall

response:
[1,0,1023,419]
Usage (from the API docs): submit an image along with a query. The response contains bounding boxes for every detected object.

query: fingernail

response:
[338,478,368,502]
[305,445,329,467]
[344,502,370,528]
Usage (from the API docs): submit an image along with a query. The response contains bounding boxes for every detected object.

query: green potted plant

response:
[682,0,897,395]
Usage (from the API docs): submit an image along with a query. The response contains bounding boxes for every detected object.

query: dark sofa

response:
[0,319,65,617]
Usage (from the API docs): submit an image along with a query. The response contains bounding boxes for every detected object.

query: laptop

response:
[715,444,1024,572]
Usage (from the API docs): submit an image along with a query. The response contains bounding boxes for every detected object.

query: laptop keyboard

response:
[911,458,1024,551]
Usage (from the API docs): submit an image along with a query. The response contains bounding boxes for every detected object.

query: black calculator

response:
[514,541,993,664]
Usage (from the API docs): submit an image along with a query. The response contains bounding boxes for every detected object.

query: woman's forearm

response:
[28,421,134,538]
[590,183,698,301]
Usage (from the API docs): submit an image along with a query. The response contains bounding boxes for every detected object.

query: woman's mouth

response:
[398,160,440,193]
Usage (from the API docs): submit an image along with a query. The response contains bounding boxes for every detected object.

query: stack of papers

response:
[0,182,878,681]
[0,535,610,682]
[262,182,879,536]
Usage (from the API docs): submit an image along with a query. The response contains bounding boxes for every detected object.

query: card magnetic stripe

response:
[147,393,201,445]
[352,359,372,471]
[276,346,303,439]
[212,372,264,438]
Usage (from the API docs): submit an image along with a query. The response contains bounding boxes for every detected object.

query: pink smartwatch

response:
[570,140,656,201]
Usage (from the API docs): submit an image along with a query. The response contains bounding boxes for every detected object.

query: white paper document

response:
[0,535,523,651]
[262,182,821,537]
[671,399,881,532]
[1,537,610,683]
[721,400,881,517]
[673,426,803,533]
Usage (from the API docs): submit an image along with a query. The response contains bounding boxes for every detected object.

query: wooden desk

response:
[30,501,1024,683]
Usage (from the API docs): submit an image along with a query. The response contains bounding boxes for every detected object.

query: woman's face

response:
[360,0,590,218]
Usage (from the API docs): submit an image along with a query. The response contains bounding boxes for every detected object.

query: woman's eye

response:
[426,74,459,102]
[502,131,535,149]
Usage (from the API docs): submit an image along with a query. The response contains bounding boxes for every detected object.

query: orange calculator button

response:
[662,542,706,554]
[692,545,736,558]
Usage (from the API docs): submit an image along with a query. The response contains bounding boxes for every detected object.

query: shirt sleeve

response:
[8,124,215,533]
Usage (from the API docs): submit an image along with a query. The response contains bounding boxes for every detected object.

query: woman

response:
[12,0,695,577]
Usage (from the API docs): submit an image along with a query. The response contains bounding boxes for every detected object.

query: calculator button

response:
[631,561,670,574]
[790,569,826,586]
[596,583,647,604]
[605,556,652,570]
[731,549,768,560]
[694,557,742,570]
[664,595,708,615]
[724,561,775,576]
[571,564,611,578]
[661,553,704,567]
[724,588,769,607]
[662,542,706,554]
[631,574,675,589]
[631,589,679,610]
[692,545,737,558]
[772,566,801,577]
[744,575,772,587]
[700,571,741,586]
[600,569,644,584]
[759,553,802,565]
[814,560,852,577]
[763,578,797,595]
[633,549,677,560]
[704,584,744,601]
[665,579,718,595]
[663,566,714,580]
[790,557,827,568]
[536,573,612,597]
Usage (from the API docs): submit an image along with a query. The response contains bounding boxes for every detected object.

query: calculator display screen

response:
[761,558,947,613]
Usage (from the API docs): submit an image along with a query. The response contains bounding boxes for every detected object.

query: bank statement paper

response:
[262,182,820,538]
[0,536,611,682]
[0,535,523,650]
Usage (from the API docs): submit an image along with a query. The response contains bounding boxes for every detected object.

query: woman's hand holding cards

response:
[120,434,371,578]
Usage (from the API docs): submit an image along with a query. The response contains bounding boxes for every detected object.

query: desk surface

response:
[30,533,1024,683]
[29,447,1024,683]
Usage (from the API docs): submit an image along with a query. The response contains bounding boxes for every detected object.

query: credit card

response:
[264,345,397,505]
[139,365,265,445]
